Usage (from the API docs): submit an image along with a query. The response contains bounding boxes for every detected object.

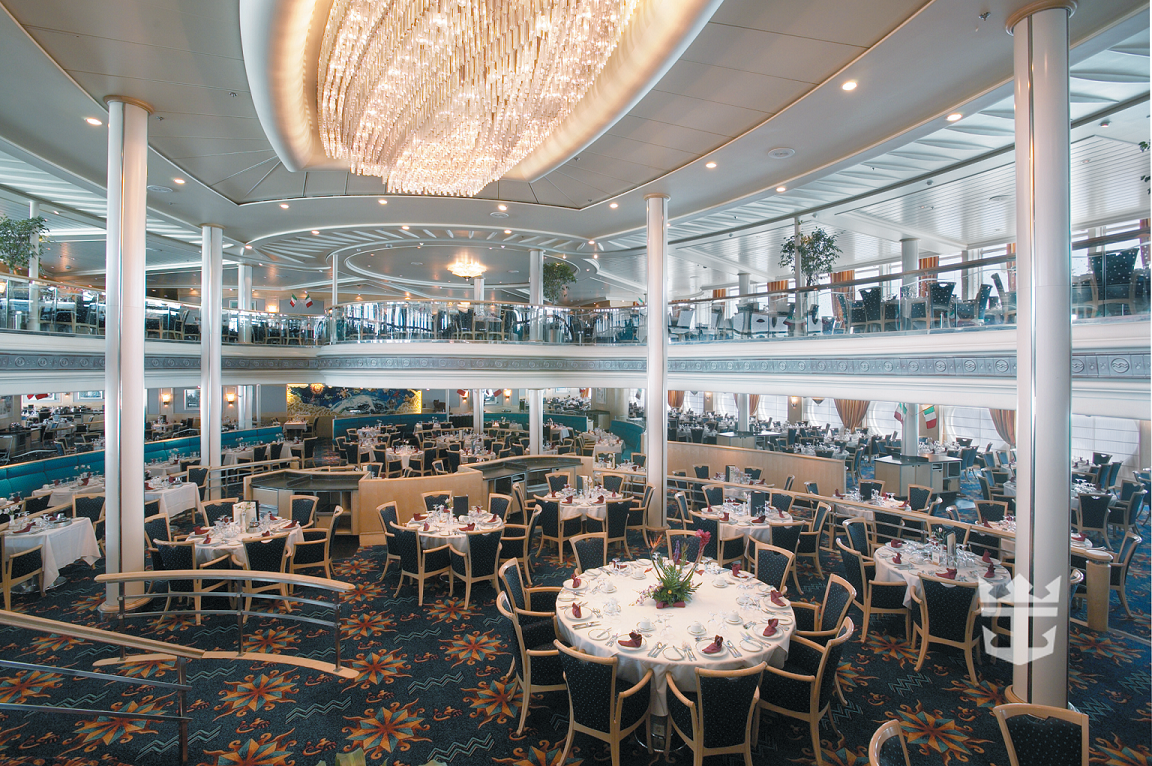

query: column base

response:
[1004,684,1026,703]
[99,595,153,614]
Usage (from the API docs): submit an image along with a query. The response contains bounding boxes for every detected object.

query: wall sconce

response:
[504,389,512,399]
[789,396,801,406]
[225,391,236,405]
[160,392,172,405]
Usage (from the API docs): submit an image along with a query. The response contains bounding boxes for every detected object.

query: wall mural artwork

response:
[287,385,422,418]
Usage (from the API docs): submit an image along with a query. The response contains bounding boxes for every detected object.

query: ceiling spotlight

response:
[279,203,289,209]
[776,186,787,193]
[84,117,103,126]
[311,230,319,235]
[588,240,595,245]
[1099,119,1111,128]
[245,245,252,250]
[609,202,618,209]
[705,161,717,169]
[401,225,409,230]
[497,204,508,211]
[378,198,388,204]
[768,147,795,160]
[173,178,186,184]
[946,113,963,122]
[841,80,857,91]
[504,229,511,234]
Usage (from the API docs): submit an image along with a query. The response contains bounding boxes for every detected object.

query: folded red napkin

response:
[700,635,724,654]
[414,513,427,521]
[762,618,779,637]
[262,531,271,538]
[551,491,557,497]
[731,562,741,577]
[571,576,581,588]
[834,490,843,498]
[617,631,643,648]
[720,512,730,521]
[937,568,958,580]
[462,523,475,531]
[753,515,766,524]
[892,553,902,565]
[13,524,32,534]
[596,496,605,504]
[900,502,909,509]
[270,515,281,521]
[423,522,430,531]
[770,591,786,607]
[489,514,498,522]
[890,540,903,549]
[1072,533,1086,542]
[982,520,992,527]
[572,603,582,618]
[563,497,573,504]
[194,525,207,535]
[981,550,992,563]
[985,563,997,578]
[202,536,212,544]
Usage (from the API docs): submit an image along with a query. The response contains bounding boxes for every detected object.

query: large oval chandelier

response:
[318,0,640,197]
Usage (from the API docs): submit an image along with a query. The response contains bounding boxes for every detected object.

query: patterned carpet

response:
[0,477,1147,765]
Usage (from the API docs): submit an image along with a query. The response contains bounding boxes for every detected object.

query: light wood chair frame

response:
[667,663,765,766]
[496,592,562,735]
[749,540,794,595]
[911,574,981,684]
[289,507,344,580]
[569,532,608,575]
[836,539,910,641]
[992,703,1089,766]
[390,522,453,606]
[235,532,293,616]
[448,530,502,608]
[868,720,910,766]
[1,535,45,609]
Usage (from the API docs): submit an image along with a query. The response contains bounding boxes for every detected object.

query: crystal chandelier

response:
[317,0,640,197]
[448,253,487,279]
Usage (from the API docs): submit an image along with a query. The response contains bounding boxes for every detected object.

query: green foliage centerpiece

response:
[642,529,710,608]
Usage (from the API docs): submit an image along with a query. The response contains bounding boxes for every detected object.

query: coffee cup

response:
[688,621,705,634]
[638,618,654,631]
[727,610,740,623]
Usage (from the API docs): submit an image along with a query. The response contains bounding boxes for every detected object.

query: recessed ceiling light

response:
[497,204,507,211]
[412,261,423,265]
[401,225,409,230]
[705,161,717,169]
[173,178,185,185]
[776,186,787,193]
[588,240,595,245]
[609,202,618,209]
[84,117,103,126]
[946,113,963,122]
[841,80,857,91]
[504,229,511,234]
[1099,119,1110,128]
[378,198,388,204]
[245,245,252,250]
[593,253,598,259]
[279,203,289,209]
[311,230,319,235]
[768,147,795,160]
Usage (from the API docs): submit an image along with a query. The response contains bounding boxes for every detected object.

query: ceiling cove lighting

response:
[84,117,103,126]
[946,112,963,122]
[448,252,487,279]
[317,0,640,197]
[841,80,858,91]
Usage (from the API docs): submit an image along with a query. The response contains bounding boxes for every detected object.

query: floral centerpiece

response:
[640,528,710,608]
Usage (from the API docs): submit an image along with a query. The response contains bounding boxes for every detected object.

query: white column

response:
[528,390,543,455]
[102,97,150,611]
[237,262,252,343]
[330,253,339,342]
[901,238,919,291]
[645,194,669,526]
[902,403,919,456]
[473,276,485,301]
[1009,1,1074,708]
[200,224,223,467]
[529,249,543,341]
[472,389,484,434]
[737,393,750,431]
[254,384,262,427]
[27,201,39,333]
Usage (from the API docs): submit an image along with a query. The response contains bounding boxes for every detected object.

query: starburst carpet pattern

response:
[0,504,1147,766]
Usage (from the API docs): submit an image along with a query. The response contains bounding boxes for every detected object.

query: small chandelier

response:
[448,253,487,279]
[318,0,640,197]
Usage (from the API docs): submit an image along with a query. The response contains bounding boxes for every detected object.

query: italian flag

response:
[894,402,906,423]
[289,294,298,307]
[923,404,937,429]
[304,294,314,308]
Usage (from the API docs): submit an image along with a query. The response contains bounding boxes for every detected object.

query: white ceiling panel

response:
[653,60,812,113]
[679,23,864,82]
[708,0,931,47]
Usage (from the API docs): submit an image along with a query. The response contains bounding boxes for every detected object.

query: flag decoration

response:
[923,404,937,429]
[894,402,906,423]
[289,294,298,307]
[304,293,314,308]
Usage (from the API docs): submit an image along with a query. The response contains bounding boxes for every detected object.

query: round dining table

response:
[185,519,303,567]
[408,513,504,554]
[697,505,795,545]
[872,540,1012,608]
[556,562,794,716]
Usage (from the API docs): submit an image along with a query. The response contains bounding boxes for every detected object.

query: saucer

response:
[724,616,742,625]
[601,583,617,593]
[687,625,707,636]
[712,579,728,588]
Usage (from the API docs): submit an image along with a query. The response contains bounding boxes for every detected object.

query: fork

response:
[606,631,619,647]
[682,641,696,661]
[726,640,743,658]
[647,641,665,658]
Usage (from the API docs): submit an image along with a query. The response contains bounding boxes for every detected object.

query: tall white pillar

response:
[473,276,485,302]
[902,403,919,456]
[237,262,252,343]
[792,218,806,336]
[528,390,543,455]
[331,253,339,342]
[901,238,919,291]
[1008,0,1074,708]
[645,194,669,526]
[473,389,484,434]
[102,96,151,611]
[529,249,543,341]
[27,201,39,333]
[737,393,750,431]
[200,224,223,467]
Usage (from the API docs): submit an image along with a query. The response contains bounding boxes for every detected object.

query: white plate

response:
[687,625,708,637]
[740,636,764,652]
[617,639,646,652]
[589,628,611,641]
[695,639,726,657]
[601,583,617,593]
[556,593,577,602]
[663,645,685,660]
[631,571,647,580]
[724,616,743,625]
[564,579,587,591]
[712,579,728,588]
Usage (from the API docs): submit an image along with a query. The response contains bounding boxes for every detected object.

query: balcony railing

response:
[0,244,1144,349]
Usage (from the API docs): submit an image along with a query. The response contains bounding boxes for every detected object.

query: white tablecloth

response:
[146,461,183,478]
[545,490,627,522]
[410,517,504,554]
[222,442,293,466]
[699,509,795,546]
[186,522,303,567]
[145,482,200,519]
[873,542,1010,608]
[33,481,105,509]
[556,564,793,716]
[385,448,419,469]
[4,516,100,583]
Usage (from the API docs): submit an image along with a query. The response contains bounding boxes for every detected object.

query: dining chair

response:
[496,592,564,734]
[993,703,1089,766]
[1074,493,1112,549]
[602,474,625,494]
[793,574,856,648]
[756,618,854,766]
[488,493,512,521]
[976,500,1008,524]
[631,453,646,468]
[290,507,344,580]
[363,462,383,478]
[1,535,44,609]
[701,484,725,509]
[587,500,632,558]
[534,497,582,566]
[239,532,292,615]
[497,557,560,624]
[21,495,52,516]
[1072,532,1141,618]
[690,514,743,568]
[769,492,795,516]
[795,503,831,577]
[667,663,765,766]
[570,532,608,575]
[750,540,794,594]
[1107,490,1146,546]
[199,498,238,528]
[868,720,911,766]
[664,529,703,562]
[143,512,175,547]
[858,480,884,501]
[448,528,503,607]
[155,539,231,625]
[842,519,876,558]
[497,509,539,584]
[911,575,981,684]
[929,282,955,327]
[389,523,452,606]
[554,641,653,766]
[837,540,908,641]
[906,485,934,512]
[253,444,268,463]
[421,491,452,513]
[71,493,106,555]
[546,472,570,493]
[376,502,401,580]
[871,511,904,547]
[669,491,692,530]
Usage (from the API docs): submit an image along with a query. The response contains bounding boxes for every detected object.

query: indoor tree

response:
[779,227,842,286]
[0,214,49,272]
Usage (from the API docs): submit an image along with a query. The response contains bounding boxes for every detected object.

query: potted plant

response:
[641,529,710,608]
[779,227,841,286]
[0,215,49,273]
[542,261,576,303]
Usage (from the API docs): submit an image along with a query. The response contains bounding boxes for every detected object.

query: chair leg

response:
[1119,586,1134,618]
[463,580,472,609]
[860,603,871,641]
[393,573,405,597]
[559,722,575,766]
[810,720,825,766]
[913,629,929,671]
[964,646,978,685]
[418,576,425,606]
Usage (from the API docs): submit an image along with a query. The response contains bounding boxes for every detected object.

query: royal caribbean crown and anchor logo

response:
[979,574,1063,664]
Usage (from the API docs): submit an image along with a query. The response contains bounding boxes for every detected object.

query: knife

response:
[726,640,743,658]
[647,641,665,658]
[572,621,601,629]
[682,641,696,661]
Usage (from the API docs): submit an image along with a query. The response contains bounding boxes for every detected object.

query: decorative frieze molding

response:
[317,355,646,373]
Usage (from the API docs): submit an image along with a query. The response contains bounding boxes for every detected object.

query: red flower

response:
[695,529,711,547]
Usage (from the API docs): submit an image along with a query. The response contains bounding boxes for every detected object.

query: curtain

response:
[918,256,939,297]
[667,390,684,409]
[989,408,1016,446]
[729,393,762,416]
[830,270,855,320]
[834,399,870,431]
